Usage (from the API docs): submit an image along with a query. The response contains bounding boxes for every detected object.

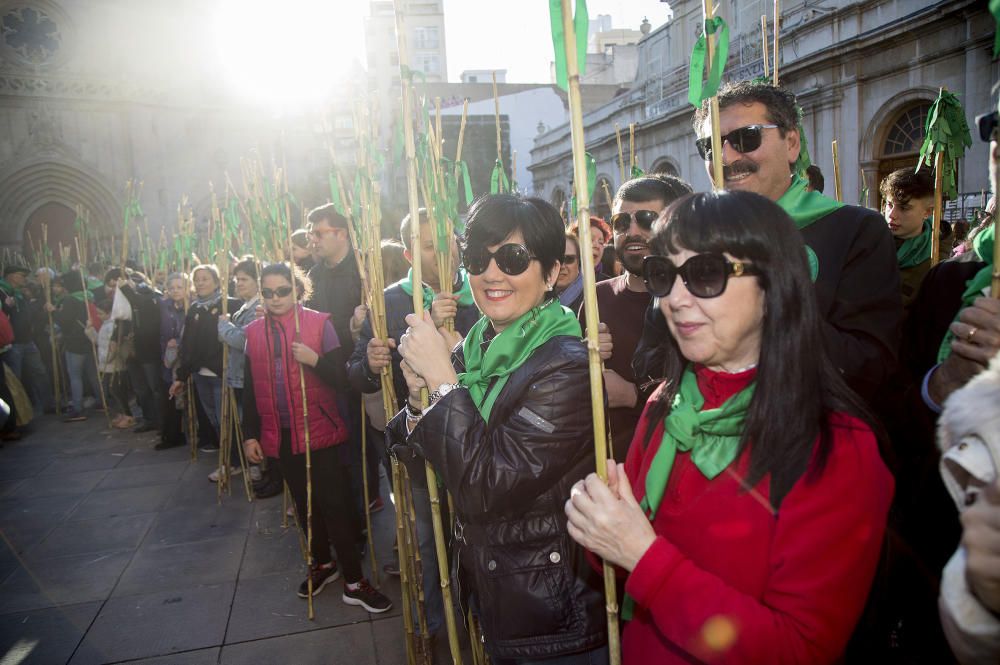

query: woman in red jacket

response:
[241,262,390,613]
[565,191,894,664]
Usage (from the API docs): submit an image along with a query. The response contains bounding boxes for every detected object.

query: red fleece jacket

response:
[621,366,893,664]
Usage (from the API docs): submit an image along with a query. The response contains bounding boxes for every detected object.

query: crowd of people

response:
[1,80,999,664]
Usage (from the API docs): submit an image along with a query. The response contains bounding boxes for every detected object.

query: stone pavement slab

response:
[4,470,109,500]
[112,534,245,598]
[144,503,252,548]
[95,460,189,491]
[29,514,155,559]
[0,550,134,613]
[0,601,101,665]
[220,622,377,665]
[69,484,175,521]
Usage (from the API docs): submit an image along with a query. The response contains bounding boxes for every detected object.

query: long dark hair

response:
[643,191,879,507]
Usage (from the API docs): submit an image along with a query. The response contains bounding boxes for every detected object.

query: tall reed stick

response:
[773,0,781,85]
[832,140,842,202]
[703,0,725,190]
[931,151,944,266]
[761,15,769,79]
[559,1,620,662]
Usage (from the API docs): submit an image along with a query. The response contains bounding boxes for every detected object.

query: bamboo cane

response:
[456,99,469,165]
[992,135,999,298]
[391,459,419,665]
[773,0,781,85]
[360,400,380,587]
[394,2,464,661]
[227,387,253,502]
[559,1,620,663]
[703,0,725,190]
[41,224,62,411]
[402,466,431,660]
[614,124,626,183]
[493,71,503,192]
[931,151,944,266]
[832,140,842,202]
[761,15,769,79]
[74,237,112,427]
[629,123,636,174]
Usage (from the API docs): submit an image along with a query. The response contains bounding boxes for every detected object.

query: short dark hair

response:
[306,203,349,230]
[880,167,936,206]
[693,80,800,136]
[462,194,565,278]
[805,165,825,193]
[103,267,122,284]
[399,208,430,252]
[61,270,84,293]
[260,261,313,301]
[645,191,880,507]
[233,257,258,281]
[615,175,693,209]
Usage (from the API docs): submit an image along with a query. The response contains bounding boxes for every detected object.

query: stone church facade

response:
[529,0,995,220]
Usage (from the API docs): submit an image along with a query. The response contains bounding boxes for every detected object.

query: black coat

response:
[117,282,162,365]
[387,334,607,660]
[306,256,363,360]
[176,295,241,381]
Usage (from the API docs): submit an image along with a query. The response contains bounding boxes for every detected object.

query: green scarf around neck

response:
[458,298,581,421]
[622,365,755,621]
[896,219,933,269]
[776,175,844,230]
[938,223,995,363]
[640,366,756,521]
[397,268,476,309]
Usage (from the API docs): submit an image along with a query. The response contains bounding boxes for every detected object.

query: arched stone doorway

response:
[875,102,931,209]
[650,158,679,177]
[23,201,76,265]
[551,187,567,222]
[593,175,615,220]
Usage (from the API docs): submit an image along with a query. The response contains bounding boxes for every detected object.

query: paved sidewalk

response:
[0,414,408,664]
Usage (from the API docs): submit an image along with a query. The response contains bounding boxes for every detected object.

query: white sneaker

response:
[249,465,263,482]
[208,466,242,483]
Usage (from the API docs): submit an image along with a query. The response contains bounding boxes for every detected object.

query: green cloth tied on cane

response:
[490,159,510,195]
[548,0,589,92]
[622,365,755,620]
[687,17,730,108]
[938,223,995,363]
[459,298,581,421]
[896,219,933,268]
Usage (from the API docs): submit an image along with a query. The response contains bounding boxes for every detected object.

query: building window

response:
[1,6,61,65]
[416,54,440,75]
[413,26,439,50]
[883,104,930,156]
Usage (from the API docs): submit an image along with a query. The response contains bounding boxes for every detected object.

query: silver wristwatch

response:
[429,382,461,404]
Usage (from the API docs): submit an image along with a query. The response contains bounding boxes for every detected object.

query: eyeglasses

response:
[261,286,294,299]
[695,124,779,161]
[642,253,761,299]
[463,243,537,276]
[610,210,660,234]
[308,227,339,239]
[976,111,998,143]
[562,254,578,265]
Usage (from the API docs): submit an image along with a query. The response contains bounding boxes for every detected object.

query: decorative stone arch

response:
[0,158,122,253]
[860,88,936,205]
[593,174,615,219]
[550,186,567,220]
[650,157,680,177]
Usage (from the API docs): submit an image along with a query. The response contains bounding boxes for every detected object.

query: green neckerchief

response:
[938,224,995,363]
[396,268,475,309]
[67,291,90,304]
[459,298,581,421]
[622,365,755,621]
[0,278,22,301]
[896,219,933,269]
[776,175,844,230]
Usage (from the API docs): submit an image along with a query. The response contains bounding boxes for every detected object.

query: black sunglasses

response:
[642,253,761,299]
[261,286,294,299]
[610,210,660,234]
[463,243,537,276]
[976,111,998,143]
[695,124,779,161]
[562,254,578,265]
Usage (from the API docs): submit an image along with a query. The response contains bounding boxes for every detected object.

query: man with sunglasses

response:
[690,80,902,402]
[579,175,692,458]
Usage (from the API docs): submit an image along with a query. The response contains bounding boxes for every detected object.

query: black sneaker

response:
[199,443,220,453]
[297,562,340,598]
[254,477,283,499]
[342,579,392,613]
[62,411,87,423]
[154,439,184,451]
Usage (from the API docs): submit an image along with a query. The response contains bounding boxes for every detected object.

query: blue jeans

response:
[411,485,444,636]
[191,373,223,434]
[65,351,101,414]
[5,342,52,412]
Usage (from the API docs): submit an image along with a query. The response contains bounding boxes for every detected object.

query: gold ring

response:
[967,327,978,342]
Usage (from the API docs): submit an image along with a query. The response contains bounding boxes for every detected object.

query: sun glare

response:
[213,0,364,109]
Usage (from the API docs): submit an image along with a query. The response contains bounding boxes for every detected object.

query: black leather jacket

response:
[387,334,607,660]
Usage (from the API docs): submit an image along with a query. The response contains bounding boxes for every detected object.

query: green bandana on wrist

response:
[896,219,933,269]
[938,224,995,363]
[396,268,476,311]
[459,298,581,421]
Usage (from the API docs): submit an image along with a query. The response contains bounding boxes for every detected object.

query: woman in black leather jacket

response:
[390,194,608,664]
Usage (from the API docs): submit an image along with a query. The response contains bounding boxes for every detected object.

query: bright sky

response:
[443,1,670,83]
